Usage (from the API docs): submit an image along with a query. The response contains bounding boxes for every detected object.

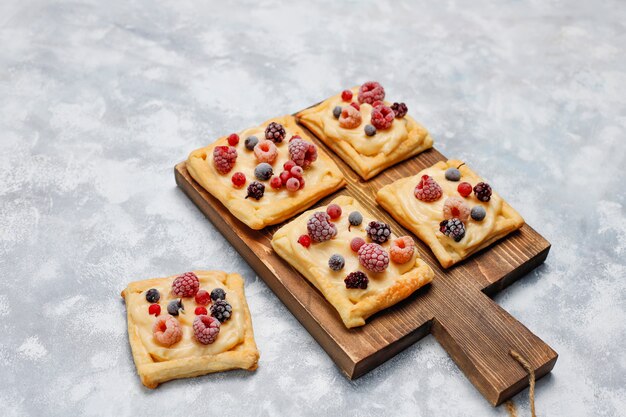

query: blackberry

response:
[439,218,466,242]
[344,271,369,289]
[265,122,286,143]
[471,206,486,221]
[364,124,376,136]
[366,221,391,244]
[328,254,345,271]
[145,288,160,303]
[244,135,259,150]
[211,288,226,302]
[332,106,342,118]
[167,299,184,316]
[245,181,265,200]
[445,168,461,181]
[391,102,408,118]
[473,182,492,202]
[210,299,233,323]
[254,163,273,181]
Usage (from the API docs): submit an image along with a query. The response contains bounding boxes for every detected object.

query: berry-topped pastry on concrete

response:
[376,160,525,268]
[296,82,434,180]
[121,271,259,388]
[186,116,346,230]
[271,196,433,328]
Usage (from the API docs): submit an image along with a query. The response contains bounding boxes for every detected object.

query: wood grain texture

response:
[174,126,557,406]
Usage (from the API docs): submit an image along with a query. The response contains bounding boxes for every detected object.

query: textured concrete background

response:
[1,0,625,416]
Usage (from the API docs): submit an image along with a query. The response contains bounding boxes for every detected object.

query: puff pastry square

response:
[271,196,434,328]
[376,160,525,268]
[121,271,259,388]
[296,86,433,180]
[186,116,346,230]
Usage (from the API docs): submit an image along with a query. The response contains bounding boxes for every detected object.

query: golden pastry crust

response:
[271,195,434,328]
[376,160,525,268]
[296,87,433,180]
[121,271,259,388]
[186,116,346,230]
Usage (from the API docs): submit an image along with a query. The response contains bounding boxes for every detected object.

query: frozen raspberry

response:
[471,206,486,221]
[289,135,301,142]
[307,212,337,242]
[210,299,233,323]
[244,135,258,150]
[288,138,318,168]
[279,170,291,185]
[391,102,408,118]
[358,243,389,273]
[285,177,300,192]
[265,122,286,143]
[350,102,360,111]
[254,162,273,181]
[195,289,211,306]
[152,315,183,347]
[366,221,391,244]
[474,182,492,202]
[458,182,472,197]
[443,196,471,222]
[193,315,221,344]
[414,175,443,202]
[253,140,278,164]
[370,105,395,130]
[341,89,353,101]
[195,306,208,315]
[440,218,466,242]
[372,100,383,108]
[344,271,369,289]
[227,133,239,146]
[172,272,200,297]
[283,160,296,171]
[246,181,265,200]
[211,288,226,301]
[389,236,415,264]
[350,237,366,252]
[358,81,385,104]
[231,172,246,188]
[326,204,342,220]
[290,165,304,179]
[148,304,161,316]
[213,146,237,174]
[145,288,160,303]
[328,254,345,271]
[270,176,282,189]
[298,234,311,248]
[339,106,362,129]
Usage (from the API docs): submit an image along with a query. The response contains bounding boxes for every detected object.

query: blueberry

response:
[254,163,273,181]
[348,211,363,227]
[332,106,342,118]
[364,124,376,136]
[445,168,461,181]
[328,254,345,271]
[167,299,183,316]
[471,206,486,221]
[244,136,259,150]
[145,288,160,303]
[211,288,226,302]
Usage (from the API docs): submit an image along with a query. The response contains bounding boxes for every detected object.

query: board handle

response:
[430,287,558,406]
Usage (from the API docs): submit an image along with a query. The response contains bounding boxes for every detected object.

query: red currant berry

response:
[283,160,296,171]
[458,182,472,197]
[326,204,342,220]
[350,102,360,111]
[195,306,208,315]
[270,176,282,189]
[298,234,311,248]
[279,170,291,185]
[231,172,246,188]
[298,177,305,189]
[290,166,303,179]
[148,304,161,316]
[195,289,211,306]
[227,133,239,146]
[341,90,353,102]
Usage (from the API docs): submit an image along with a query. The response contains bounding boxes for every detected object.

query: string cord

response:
[505,349,537,417]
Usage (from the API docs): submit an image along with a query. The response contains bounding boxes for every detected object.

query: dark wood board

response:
[175,126,557,406]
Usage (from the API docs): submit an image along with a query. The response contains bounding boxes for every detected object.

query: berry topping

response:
[326,203,342,220]
[167,299,184,316]
[195,306,208,316]
[370,105,395,130]
[344,271,369,289]
[341,89,353,101]
[366,221,391,244]
[440,218,466,242]
[279,170,291,185]
[350,237,366,252]
[298,177,306,189]
[283,160,296,171]
[290,165,304,178]
[328,254,345,271]
[307,212,338,242]
[389,236,415,264]
[332,106,342,118]
[445,168,461,181]
[288,138,318,168]
[372,100,383,108]
[244,135,259,150]
[270,176,282,189]
[172,272,200,297]
[231,172,246,188]
[253,140,278,164]
[245,181,265,200]
[298,234,312,248]
[471,206,487,221]
[358,243,390,272]
[227,133,239,146]
[213,146,237,175]
[390,102,408,118]
[474,182,492,202]
[265,122,286,143]
[443,196,471,222]
[210,299,233,323]
[289,135,301,142]
[348,211,363,228]
[145,288,160,303]
[415,175,443,202]
[210,288,226,302]
[358,81,385,104]
[153,315,183,346]
[148,304,161,316]
[350,102,360,110]
[193,315,221,344]
[285,177,301,192]
[364,124,377,136]
[339,106,362,129]
[458,182,473,197]
[254,162,273,181]
[195,289,211,306]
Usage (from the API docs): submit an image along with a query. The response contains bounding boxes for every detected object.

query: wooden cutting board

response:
[174,125,557,406]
